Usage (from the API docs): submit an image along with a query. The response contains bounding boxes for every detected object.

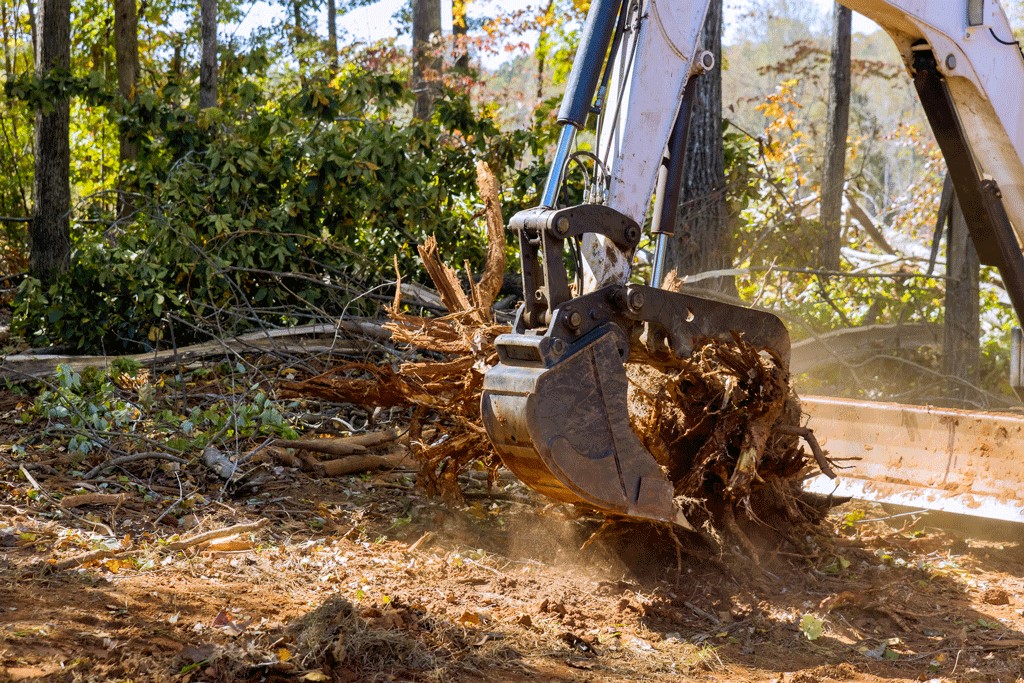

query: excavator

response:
[480,0,1024,528]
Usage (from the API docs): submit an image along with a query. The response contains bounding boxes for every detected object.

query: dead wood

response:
[276,428,401,457]
[164,519,269,551]
[60,493,126,509]
[50,548,132,571]
[83,451,188,480]
[319,449,411,477]
[418,236,476,318]
[790,323,938,375]
[474,161,506,311]
[0,321,391,382]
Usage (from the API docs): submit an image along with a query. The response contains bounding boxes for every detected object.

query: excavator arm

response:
[481,0,1024,527]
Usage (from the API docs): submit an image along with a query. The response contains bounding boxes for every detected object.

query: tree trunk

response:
[199,0,217,109]
[452,0,469,71]
[326,0,338,69]
[819,3,851,270]
[412,0,441,119]
[26,0,37,59]
[663,0,732,294]
[535,0,554,102]
[113,0,139,218]
[943,196,980,404]
[31,0,70,286]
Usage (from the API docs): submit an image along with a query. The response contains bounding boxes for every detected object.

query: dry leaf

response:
[458,610,482,625]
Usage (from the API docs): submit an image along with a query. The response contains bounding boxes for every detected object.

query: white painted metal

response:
[802,395,1024,523]
[578,0,1024,291]
[581,0,710,291]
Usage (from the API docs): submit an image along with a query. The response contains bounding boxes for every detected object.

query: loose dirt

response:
[4,454,1024,682]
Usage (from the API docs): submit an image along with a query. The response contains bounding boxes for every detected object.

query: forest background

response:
[1,0,1021,410]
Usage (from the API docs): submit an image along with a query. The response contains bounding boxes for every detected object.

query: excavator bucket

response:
[481,326,692,528]
[481,287,792,529]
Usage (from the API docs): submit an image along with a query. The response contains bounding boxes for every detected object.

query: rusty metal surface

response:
[802,395,1024,522]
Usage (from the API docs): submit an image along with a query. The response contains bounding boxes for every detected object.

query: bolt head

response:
[567,310,583,328]
[945,54,957,70]
[628,290,646,311]
[556,217,571,235]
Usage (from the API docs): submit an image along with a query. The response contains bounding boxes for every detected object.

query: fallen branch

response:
[60,493,126,509]
[164,519,269,552]
[48,519,270,571]
[50,548,132,572]
[276,428,401,457]
[319,449,411,477]
[84,452,188,480]
[0,320,392,381]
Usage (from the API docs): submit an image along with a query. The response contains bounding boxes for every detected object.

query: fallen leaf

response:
[458,610,482,625]
[277,648,293,662]
[179,643,216,664]
[212,609,246,637]
[799,614,824,641]
[300,671,329,681]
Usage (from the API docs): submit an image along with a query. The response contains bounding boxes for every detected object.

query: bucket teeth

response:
[481,327,692,529]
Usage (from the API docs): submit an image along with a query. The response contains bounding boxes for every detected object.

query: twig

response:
[683,601,721,625]
[50,548,131,571]
[164,519,269,551]
[83,452,188,480]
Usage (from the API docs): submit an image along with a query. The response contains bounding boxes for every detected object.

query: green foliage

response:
[13,62,545,352]
[29,364,142,454]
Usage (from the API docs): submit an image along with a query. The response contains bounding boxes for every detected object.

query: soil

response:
[4,446,1024,683]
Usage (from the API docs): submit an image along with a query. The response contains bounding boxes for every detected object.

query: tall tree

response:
[326,0,338,69]
[819,3,851,270]
[943,197,980,403]
[31,0,71,285]
[664,0,731,294]
[412,0,441,119]
[452,0,469,71]
[114,0,139,218]
[199,0,217,109]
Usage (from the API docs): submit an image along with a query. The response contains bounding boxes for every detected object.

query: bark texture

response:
[452,0,469,71]
[663,0,732,294]
[819,3,852,270]
[31,0,71,285]
[326,0,338,68]
[943,197,980,404]
[412,0,441,119]
[114,0,139,218]
[199,0,217,109]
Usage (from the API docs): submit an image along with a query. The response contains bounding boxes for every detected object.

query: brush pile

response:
[282,163,833,556]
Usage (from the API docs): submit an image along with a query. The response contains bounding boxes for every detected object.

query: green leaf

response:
[799,614,824,641]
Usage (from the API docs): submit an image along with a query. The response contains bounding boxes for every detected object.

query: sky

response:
[226,0,882,69]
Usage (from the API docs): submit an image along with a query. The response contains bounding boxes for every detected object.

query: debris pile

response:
[284,162,831,554]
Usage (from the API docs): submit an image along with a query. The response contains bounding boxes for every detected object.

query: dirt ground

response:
[4,440,1024,683]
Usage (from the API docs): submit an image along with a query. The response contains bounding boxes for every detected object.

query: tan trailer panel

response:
[801,396,1024,522]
